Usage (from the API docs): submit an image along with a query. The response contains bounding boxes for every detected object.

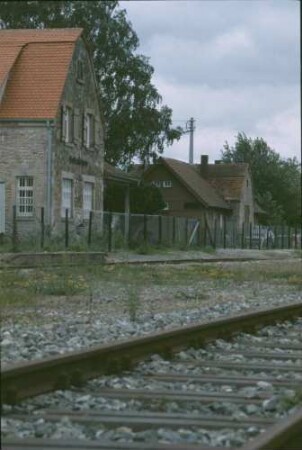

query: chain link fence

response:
[1,206,301,252]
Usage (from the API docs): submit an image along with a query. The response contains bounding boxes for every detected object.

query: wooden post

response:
[88,211,93,246]
[288,226,291,249]
[40,207,45,249]
[258,224,261,250]
[249,223,252,249]
[266,226,269,249]
[65,208,69,249]
[294,226,298,249]
[12,205,18,252]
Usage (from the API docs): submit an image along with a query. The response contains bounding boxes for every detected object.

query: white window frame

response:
[16,176,34,217]
[83,182,94,219]
[61,178,73,218]
[162,180,172,188]
[151,180,161,188]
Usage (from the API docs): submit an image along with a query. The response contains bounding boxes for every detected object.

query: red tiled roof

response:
[0,28,83,119]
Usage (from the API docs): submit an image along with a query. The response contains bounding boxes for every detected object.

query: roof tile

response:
[0,28,83,119]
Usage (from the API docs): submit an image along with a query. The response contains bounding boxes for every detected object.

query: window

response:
[151,180,161,188]
[61,178,73,217]
[83,182,94,219]
[16,177,33,217]
[74,109,81,142]
[62,106,73,143]
[77,60,84,82]
[162,180,172,188]
[84,112,95,148]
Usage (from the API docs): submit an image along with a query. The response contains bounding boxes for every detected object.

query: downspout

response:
[46,120,54,227]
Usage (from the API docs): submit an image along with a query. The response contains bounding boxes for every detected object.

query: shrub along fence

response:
[1,206,301,252]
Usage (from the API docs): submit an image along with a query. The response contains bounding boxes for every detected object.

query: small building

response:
[0,28,104,236]
[136,155,255,230]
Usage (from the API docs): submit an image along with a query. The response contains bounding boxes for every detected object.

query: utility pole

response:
[185,117,195,164]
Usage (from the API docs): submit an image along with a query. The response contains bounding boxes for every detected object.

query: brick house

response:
[135,155,255,230]
[0,28,104,236]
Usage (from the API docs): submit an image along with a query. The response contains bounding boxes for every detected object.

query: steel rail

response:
[241,407,302,450]
[2,302,302,404]
[1,439,223,450]
[6,410,276,429]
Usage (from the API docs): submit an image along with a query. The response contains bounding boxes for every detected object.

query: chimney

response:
[200,155,208,177]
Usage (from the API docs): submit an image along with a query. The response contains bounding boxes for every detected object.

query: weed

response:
[126,287,140,322]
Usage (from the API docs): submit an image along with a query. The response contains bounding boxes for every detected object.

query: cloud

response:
[120,0,300,161]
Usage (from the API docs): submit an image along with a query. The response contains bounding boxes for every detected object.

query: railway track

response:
[2,302,302,449]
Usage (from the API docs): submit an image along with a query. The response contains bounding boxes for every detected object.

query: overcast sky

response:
[120,0,300,163]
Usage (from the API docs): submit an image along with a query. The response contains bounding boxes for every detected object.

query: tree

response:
[130,183,166,214]
[0,1,183,165]
[221,133,301,226]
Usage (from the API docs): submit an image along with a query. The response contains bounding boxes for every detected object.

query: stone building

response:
[0,28,104,236]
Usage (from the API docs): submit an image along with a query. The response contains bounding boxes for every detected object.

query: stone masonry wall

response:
[0,123,48,235]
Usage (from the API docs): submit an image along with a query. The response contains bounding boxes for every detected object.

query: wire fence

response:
[0,206,301,253]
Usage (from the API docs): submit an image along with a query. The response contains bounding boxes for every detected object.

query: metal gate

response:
[0,182,5,233]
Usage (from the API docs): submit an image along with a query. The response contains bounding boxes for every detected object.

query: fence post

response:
[287,226,291,249]
[185,218,189,247]
[241,222,245,249]
[223,216,226,249]
[12,205,18,252]
[294,226,298,249]
[158,215,162,245]
[258,224,261,250]
[143,214,147,245]
[274,225,277,249]
[88,211,93,246]
[65,208,69,249]
[108,212,112,252]
[281,225,284,249]
[266,226,269,249]
[172,217,176,245]
[249,223,252,249]
[213,219,217,249]
[40,207,45,249]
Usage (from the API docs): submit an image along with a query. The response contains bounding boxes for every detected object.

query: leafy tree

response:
[129,183,166,214]
[221,133,301,226]
[0,1,182,165]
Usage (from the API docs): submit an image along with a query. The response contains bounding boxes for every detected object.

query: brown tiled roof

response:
[197,163,249,201]
[0,28,83,119]
[162,158,229,210]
